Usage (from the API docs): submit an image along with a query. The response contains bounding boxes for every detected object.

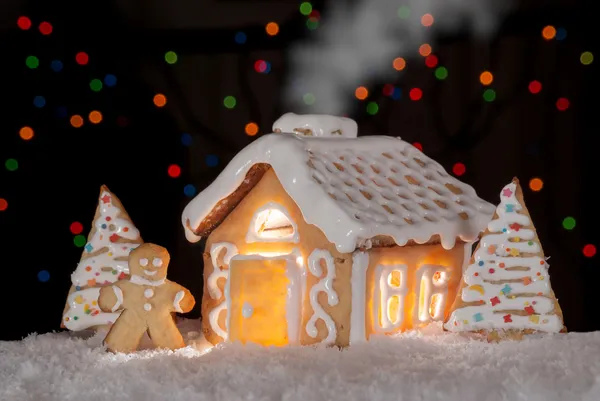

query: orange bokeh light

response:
[421,14,434,27]
[480,71,493,86]
[529,178,544,192]
[19,126,34,140]
[393,57,406,71]
[0,198,7,211]
[89,111,103,124]
[154,94,167,107]
[266,22,279,36]
[70,115,84,128]
[419,44,432,57]
[542,25,556,40]
[355,86,369,100]
[245,122,259,136]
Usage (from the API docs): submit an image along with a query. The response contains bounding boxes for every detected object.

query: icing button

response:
[144,303,152,311]
[144,289,154,298]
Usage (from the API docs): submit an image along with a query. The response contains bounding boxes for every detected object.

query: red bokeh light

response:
[412,142,423,151]
[382,84,395,96]
[556,97,569,111]
[583,244,596,258]
[425,55,438,68]
[75,52,89,65]
[409,88,423,101]
[39,21,53,35]
[168,164,181,178]
[17,16,31,30]
[70,222,83,235]
[528,80,542,94]
[452,162,466,176]
[254,60,267,73]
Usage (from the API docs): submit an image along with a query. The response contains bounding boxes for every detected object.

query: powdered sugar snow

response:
[2,320,600,401]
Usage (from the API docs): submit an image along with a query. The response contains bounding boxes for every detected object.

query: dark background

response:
[0,0,597,341]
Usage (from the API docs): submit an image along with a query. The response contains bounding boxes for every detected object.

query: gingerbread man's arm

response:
[98,282,127,313]
[169,283,195,314]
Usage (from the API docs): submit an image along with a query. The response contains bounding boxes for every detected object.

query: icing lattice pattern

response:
[305,140,494,244]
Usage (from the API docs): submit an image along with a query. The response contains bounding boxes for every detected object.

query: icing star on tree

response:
[502,188,513,197]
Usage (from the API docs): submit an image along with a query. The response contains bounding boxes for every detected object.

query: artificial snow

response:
[2,320,600,401]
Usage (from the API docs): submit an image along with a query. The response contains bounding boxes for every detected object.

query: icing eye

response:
[152,258,163,267]
[139,258,149,266]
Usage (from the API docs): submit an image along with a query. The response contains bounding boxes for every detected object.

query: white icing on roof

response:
[273,112,358,138]
[182,132,495,253]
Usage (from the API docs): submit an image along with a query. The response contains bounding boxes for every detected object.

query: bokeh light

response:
[452,163,466,176]
[17,16,31,30]
[19,126,34,140]
[419,44,432,57]
[480,71,493,85]
[168,164,181,178]
[184,184,197,197]
[39,21,52,35]
[181,133,192,146]
[70,115,84,128]
[580,51,593,65]
[303,93,316,105]
[397,6,410,19]
[266,22,279,36]
[562,217,576,231]
[205,154,219,167]
[393,57,406,71]
[435,66,448,80]
[89,111,103,124]
[583,244,596,258]
[425,55,438,68]
[5,159,18,171]
[70,222,84,235]
[542,25,556,40]
[165,51,178,64]
[37,270,50,282]
[412,142,423,151]
[0,198,7,211]
[529,80,542,94]
[529,177,543,191]
[75,52,89,65]
[33,95,46,108]
[355,86,368,100]
[300,2,312,15]
[90,79,103,92]
[382,84,394,97]
[50,60,63,72]
[391,87,401,100]
[153,94,167,107]
[366,102,379,115]
[555,27,567,40]
[556,97,569,111]
[306,17,319,30]
[234,32,247,44]
[104,74,117,87]
[421,14,434,27]
[73,235,86,247]
[409,88,422,101]
[254,60,271,74]
[245,122,259,136]
[26,56,39,69]
[483,89,496,102]
[223,96,237,109]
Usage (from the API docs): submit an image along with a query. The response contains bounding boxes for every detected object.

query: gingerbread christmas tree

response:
[62,185,143,331]
[444,178,565,339]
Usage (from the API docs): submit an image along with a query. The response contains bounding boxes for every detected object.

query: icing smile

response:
[144,269,157,276]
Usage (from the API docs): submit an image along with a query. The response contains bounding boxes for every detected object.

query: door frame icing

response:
[224,251,305,345]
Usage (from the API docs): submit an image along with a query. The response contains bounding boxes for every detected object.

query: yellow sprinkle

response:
[510,248,520,256]
[74,295,84,304]
[524,302,530,306]
[540,276,544,280]
[529,315,540,323]
[108,252,113,257]
[92,301,97,306]
[463,320,468,324]
[510,295,516,299]
[514,236,520,242]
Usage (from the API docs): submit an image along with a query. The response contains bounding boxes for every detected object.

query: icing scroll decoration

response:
[413,265,449,325]
[306,249,339,344]
[208,242,239,340]
[374,264,408,333]
[444,182,563,332]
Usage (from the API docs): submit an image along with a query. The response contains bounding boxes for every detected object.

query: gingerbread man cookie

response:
[98,243,195,352]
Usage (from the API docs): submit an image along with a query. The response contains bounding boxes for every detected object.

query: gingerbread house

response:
[182,113,496,347]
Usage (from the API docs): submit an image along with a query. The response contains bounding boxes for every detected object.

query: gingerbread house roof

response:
[182,130,495,253]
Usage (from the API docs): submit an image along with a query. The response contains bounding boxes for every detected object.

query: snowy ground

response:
[2,320,600,401]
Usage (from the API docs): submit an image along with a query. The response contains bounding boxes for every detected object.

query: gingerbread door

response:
[227,255,302,346]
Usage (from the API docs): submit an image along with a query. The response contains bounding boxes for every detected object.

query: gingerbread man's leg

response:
[104,310,147,353]
[146,313,186,350]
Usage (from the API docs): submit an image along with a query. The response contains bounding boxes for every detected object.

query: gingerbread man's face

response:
[129,243,170,281]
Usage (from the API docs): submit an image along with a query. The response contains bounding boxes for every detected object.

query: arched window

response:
[246,202,299,243]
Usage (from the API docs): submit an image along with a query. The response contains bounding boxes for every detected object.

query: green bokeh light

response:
[303,93,316,105]
[90,79,103,92]
[73,235,87,247]
[5,159,18,171]
[580,51,593,65]
[367,102,379,115]
[397,6,410,19]
[223,96,237,109]
[562,217,576,230]
[483,88,496,102]
[435,66,448,80]
[306,18,319,30]
[26,56,39,69]
[165,51,178,64]
[300,2,312,15]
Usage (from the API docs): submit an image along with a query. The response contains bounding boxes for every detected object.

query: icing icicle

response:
[444,180,564,333]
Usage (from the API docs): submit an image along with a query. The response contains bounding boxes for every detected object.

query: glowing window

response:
[414,265,449,325]
[246,203,299,243]
[374,264,408,334]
